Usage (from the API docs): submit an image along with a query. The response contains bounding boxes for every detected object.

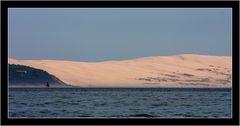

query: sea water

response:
[9,88,231,118]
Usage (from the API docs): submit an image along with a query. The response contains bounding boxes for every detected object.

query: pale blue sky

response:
[9,8,231,61]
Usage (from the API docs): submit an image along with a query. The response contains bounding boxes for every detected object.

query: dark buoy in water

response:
[46,82,50,88]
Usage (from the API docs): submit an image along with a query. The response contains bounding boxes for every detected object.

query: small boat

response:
[46,82,50,88]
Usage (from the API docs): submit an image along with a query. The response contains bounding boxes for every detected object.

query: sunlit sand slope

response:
[9,54,231,88]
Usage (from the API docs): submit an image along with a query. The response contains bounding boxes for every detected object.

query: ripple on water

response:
[128,114,157,117]
[8,88,231,118]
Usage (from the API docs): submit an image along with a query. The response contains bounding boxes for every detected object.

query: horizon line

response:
[8,53,232,63]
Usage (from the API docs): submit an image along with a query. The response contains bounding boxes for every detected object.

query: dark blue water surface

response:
[9,88,231,118]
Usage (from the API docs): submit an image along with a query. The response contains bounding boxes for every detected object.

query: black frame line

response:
[1,1,239,125]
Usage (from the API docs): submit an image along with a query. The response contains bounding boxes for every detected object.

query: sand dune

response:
[8,54,232,88]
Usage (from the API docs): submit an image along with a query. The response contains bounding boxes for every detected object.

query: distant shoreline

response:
[8,86,232,89]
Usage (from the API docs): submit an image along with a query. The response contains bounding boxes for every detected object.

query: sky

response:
[9,8,231,62]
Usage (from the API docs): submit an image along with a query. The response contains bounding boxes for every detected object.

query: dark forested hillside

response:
[9,64,66,86]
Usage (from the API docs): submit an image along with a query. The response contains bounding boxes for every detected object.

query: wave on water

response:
[9,88,231,118]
